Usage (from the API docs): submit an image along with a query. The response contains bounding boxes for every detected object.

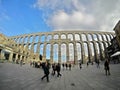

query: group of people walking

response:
[52,63,62,77]
[40,58,111,82]
[41,62,62,82]
[62,63,72,70]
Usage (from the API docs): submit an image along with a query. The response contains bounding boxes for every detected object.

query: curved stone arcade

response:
[9,31,115,64]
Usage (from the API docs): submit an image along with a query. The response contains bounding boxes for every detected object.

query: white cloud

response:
[47,10,96,30]
[34,0,120,32]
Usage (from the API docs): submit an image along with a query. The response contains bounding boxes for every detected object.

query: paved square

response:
[0,62,120,90]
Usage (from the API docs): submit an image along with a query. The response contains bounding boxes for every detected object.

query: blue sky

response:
[0,0,120,36]
[0,0,52,36]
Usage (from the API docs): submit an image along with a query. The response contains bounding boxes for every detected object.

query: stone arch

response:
[15,38,19,43]
[76,42,82,61]
[92,34,98,41]
[61,34,66,39]
[102,34,107,41]
[81,34,87,41]
[110,34,114,39]
[46,34,52,42]
[105,34,110,41]
[87,33,93,41]
[8,31,115,64]
[108,34,112,40]
[68,42,74,63]
[24,36,28,44]
[91,41,99,62]
[68,33,74,41]
[83,41,89,62]
[41,34,46,42]
[33,43,37,53]
[89,42,95,62]
[46,44,51,60]
[61,43,67,63]
[53,43,59,63]
[53,34,59,39]
[34,35,40,43]
[75,33,80,41]
[98,34,103,41]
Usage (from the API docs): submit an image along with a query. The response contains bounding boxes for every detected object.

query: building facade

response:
[0,33,32,63]
[105,20,120,63]
[114,20,120,47]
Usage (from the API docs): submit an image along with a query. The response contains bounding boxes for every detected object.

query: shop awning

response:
[111,51,120,57]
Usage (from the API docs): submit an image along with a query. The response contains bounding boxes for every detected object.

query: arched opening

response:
[69,43,74,62]
[28,44,31,50]
[61,43,66,63]
[81,34,87,41]
[83,43,88,61]
[98,34,102,41]
[53,44,58,63]
[40,44,44,56]
[68,34,73,41]
[29,36,33,43]
[24,37,28,44]
[93,34,98,41]
[41,35,45,42]
[103,34,107,41]
[47,35,52,41]
[61,34,66,39]
[106,34,111,41]
[76,43,81,60]
[88,34,93,41]
[34,44,37,53]
[46,44,51,60]
[90,42,95,61]
[54,34,59,39]
[35,35,39,43]
[75,34,80,41]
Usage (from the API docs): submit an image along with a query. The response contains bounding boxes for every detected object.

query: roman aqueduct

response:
[9,31,115,64]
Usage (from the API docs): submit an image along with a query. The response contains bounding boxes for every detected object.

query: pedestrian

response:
[56,63,62,77]
[104,59,110,76]
[79,63,82,69]
[62,63,65,70]
[97,60,100,68]
[87,61,89,67]
[51,63,56,76]
[68,63,72,70]
[41,62,50,82]
[65,63,68,70]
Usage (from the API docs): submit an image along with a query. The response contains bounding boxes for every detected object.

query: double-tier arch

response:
[9,31,115,64]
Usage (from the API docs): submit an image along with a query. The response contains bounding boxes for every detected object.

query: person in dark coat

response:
[104,59,110,76]
[41,62,50,82]
[79,63,82,69]
[51,63,56,76]
[56,63,62,77]
[62,63,65,70]
[68,63,72,70]
[65,63,68,70]
[87,61,89,67]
